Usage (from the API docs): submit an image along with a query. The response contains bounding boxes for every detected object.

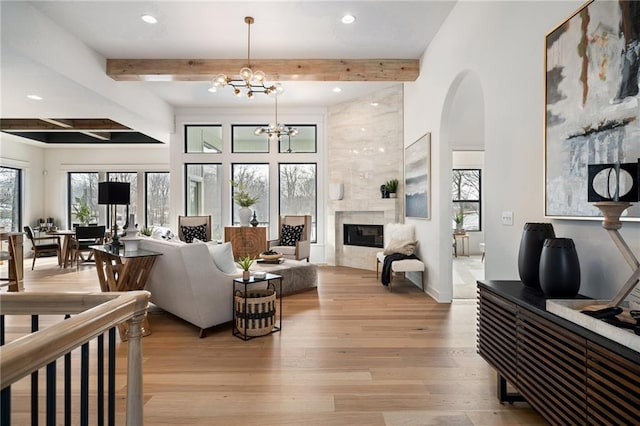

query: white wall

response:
[404,1,639,301]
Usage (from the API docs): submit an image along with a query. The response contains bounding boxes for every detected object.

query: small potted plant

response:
[140,226,154,237]
[454,210,465,234]
[385,179,399,198]
[236,255,254,281]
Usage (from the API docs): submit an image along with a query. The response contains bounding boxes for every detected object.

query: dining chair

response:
[23,225,61,270]
[71,225,106,269]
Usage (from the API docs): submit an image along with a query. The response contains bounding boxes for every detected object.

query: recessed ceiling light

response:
[332,87,342,93]
[370,102,379,107]
[27,94,43,100]
[341,14,356,24]
[141,14,157,24]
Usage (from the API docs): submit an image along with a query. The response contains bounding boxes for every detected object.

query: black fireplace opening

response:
[343,224,384,248]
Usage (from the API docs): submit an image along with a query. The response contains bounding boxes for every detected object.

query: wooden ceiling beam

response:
[106,58,419,82]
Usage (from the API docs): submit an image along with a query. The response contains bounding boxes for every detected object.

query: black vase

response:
[517,223,555,288]
[250,212,259,227]
[539,238,581,298]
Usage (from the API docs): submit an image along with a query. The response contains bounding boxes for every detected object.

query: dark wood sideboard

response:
[477,280,640,425]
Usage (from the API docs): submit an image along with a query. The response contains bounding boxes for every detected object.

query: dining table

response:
[45,229,76,268]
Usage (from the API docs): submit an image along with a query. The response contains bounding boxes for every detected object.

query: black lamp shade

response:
[98,182,130,205]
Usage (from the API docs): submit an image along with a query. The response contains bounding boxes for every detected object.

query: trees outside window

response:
[68,172,99,228]
[146,172,170,227]
[452,169,481,231]
[231,164,269,226]
[0,166,21,231]
[279,163,317,241]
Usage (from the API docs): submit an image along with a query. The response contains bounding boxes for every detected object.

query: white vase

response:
[238,207,252,227]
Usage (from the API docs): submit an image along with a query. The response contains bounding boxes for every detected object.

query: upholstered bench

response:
[376,255,425,292]
[375,223,425,292]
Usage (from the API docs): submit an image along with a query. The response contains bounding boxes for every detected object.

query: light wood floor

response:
[3,257,545,425]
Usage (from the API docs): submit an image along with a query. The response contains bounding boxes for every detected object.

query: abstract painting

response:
[545,0,640,219]
[405,133,430,219]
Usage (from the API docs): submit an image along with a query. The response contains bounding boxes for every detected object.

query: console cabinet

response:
[224,227,267,259]
[477,281,640,425]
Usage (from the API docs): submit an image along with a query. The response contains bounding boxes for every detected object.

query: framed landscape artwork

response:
[545,0,640,220]
[405,133,430,219]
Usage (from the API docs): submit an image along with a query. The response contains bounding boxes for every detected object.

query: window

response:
[231,164,269,226]
[146,172,170,227]
[185,164,223,240]
[68,172,99,228]
[0,166,22,232]
[278,125,317,153]
[232,125,269,153]
[185,125,222,153]
[452,169,481,231]
[107,172,137,229]
[279,163,317,242]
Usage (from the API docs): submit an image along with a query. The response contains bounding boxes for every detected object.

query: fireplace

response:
[343,224,384,248]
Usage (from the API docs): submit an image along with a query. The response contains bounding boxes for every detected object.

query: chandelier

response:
[208,16,284,99]
[255,97,298,143]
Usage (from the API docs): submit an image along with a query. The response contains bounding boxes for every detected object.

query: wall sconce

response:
[329,183,344,200]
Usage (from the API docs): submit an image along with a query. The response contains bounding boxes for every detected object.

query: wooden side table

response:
[224,226,267,259]
[91,244,161,340]
[454,233,470,257]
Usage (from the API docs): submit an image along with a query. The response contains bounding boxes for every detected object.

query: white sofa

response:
[139,237,242,337]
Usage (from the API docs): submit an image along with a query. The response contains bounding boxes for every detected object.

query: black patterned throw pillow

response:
[181,224,207,243]
[280,224,304,246]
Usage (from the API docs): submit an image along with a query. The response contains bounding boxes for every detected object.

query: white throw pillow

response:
[383,239,418,256]
[203,241,237,274]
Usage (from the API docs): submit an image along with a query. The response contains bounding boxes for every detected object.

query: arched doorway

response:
[440,70,486,299]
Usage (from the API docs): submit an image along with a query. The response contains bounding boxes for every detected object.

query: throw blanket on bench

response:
[381,253,419,286]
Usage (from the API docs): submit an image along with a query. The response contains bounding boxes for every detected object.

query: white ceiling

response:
[1,1,456,142]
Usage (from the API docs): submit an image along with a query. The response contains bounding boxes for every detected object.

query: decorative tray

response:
[257,259,284,264]
[259,253,283,261]
[546,299,640,352]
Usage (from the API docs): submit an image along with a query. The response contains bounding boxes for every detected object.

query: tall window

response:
[0,166,22,231]
[452,169,481,231]
[185,164,223,240]
[107,172,137,229]
[279,163,317,242]
[146,172,170,227]
[231,164,269,226]
[68,172,99,227]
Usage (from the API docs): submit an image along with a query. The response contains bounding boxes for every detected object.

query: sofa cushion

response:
[281,224,304,246]
[199,241,237,274]
[181,224,207,243]
[383,239,418,256]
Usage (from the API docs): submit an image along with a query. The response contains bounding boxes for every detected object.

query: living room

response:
[2,1,640,423]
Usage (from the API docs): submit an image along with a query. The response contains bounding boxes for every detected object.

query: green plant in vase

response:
[73,198,93,225]
[140,226,154,237]
[385,178,399,198]
[454,210,465,233]
[236,255,255,280]
[231,180,260,226]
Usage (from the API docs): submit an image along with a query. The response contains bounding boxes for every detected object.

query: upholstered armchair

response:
[178,215,212,243]
[268,215,312,262]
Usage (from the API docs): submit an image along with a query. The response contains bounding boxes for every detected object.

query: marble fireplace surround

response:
[327,199,400,270]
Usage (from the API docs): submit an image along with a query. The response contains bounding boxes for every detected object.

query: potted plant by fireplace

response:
[231,180,259,227]
[385,179,399,198]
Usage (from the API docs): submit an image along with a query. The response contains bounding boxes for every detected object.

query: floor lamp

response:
[98,181,130,248]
